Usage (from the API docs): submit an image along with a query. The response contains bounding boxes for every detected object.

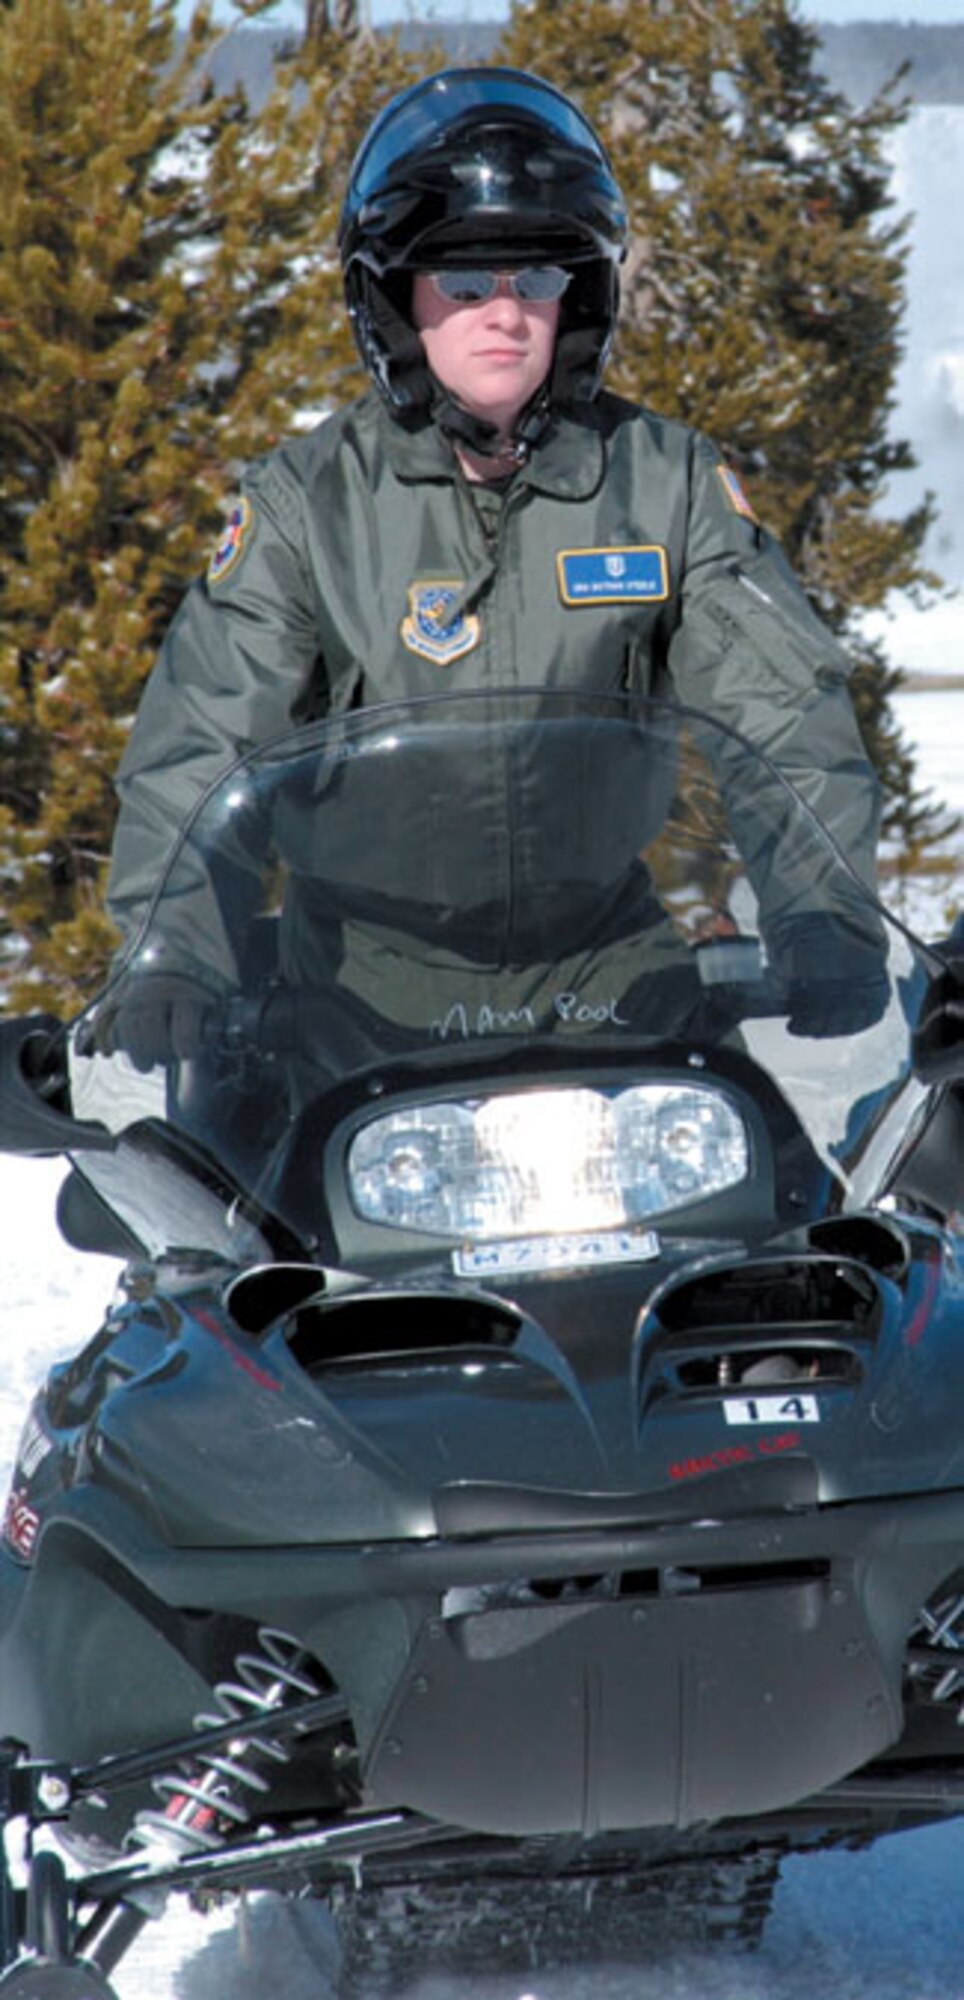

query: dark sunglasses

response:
[426,267,572,305]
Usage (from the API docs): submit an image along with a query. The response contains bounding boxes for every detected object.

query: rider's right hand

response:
[769,912,889,1041]
[785,968,889,1039]
[84,973,219,1073]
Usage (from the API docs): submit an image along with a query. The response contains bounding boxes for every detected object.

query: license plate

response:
[453,1228,660,1278]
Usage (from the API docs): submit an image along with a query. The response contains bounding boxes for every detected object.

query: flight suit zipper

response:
[444,478,521,669]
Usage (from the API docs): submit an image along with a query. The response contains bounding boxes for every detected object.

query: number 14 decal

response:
[723,1394,820,1426]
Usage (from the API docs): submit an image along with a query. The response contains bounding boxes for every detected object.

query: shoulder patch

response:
[207,498,255,586]
[716,463,758,525]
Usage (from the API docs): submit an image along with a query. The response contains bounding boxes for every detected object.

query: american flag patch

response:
[717,463,758,524]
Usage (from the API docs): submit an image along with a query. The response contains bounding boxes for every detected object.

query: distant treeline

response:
[200,19,964,111]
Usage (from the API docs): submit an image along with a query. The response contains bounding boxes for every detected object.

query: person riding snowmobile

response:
[94,65,885,1069]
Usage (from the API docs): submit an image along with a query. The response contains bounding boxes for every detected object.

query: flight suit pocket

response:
[676,559,852,705]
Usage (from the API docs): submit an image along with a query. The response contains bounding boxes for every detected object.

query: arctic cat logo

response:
[3,1485,41,1560]
[669,1431,801,1482]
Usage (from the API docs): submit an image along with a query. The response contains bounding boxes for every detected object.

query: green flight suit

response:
[105,387,880,994]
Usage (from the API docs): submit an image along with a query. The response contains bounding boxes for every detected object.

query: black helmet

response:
[338,67,628,428]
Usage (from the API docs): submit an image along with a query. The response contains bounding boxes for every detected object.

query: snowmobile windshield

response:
[65,691,938,1266]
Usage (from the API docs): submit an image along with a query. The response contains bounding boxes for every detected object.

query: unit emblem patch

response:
[207,498,255,586]
[401,582,481,664]
[557,546,670,606]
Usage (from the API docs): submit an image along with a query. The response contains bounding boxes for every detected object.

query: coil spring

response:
[130,1626,323,1862]
[909,1588,964,1712]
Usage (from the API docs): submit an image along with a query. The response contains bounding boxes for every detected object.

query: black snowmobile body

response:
[2,691,964,1995]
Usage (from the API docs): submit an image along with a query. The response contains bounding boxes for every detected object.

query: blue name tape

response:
[557,545,670,606]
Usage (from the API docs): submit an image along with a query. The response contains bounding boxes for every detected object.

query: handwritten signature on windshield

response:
[432,994,631,1042]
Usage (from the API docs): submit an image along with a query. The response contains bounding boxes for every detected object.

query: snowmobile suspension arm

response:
[81,1807,450,1904]
[68,1691,351,1803]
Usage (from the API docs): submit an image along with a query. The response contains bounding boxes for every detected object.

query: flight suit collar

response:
[382,404,605,502]
[519,413,606,500]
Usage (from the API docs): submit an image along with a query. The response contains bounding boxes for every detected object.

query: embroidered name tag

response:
[557,545,670,606]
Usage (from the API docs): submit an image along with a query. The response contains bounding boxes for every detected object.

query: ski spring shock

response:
[129,1626,324,1862]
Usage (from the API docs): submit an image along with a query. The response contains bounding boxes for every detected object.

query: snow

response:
[857,106,964,676]
[892,684,964,818]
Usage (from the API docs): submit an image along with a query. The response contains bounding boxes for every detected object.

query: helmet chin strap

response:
[430,377,552,463]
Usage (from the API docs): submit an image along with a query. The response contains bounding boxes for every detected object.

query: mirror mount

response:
[0,1016,112,1156]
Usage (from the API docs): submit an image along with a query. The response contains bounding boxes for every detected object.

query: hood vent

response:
[640,1254,881,1410]
[285,1290,522,1376]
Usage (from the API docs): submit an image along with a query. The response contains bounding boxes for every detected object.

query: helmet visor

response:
[352,69,612,208]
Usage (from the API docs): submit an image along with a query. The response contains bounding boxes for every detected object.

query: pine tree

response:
[499,0,948,863]
[0,0,413,1012]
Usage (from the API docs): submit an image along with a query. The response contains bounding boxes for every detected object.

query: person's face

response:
[412,271,562,435]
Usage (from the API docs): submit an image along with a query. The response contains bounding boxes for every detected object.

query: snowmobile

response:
[2,688,964,1999]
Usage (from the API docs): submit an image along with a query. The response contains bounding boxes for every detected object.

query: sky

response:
[186,2,964,25]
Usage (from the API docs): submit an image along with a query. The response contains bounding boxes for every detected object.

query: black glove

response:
[785,970,889,1039]
[770,911,889,1040]
[85,973,220,1073]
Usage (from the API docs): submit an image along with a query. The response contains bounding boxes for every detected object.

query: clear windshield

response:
[67,692,937,1264]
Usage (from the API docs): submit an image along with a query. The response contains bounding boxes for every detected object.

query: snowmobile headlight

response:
[347,1084,749,1239]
